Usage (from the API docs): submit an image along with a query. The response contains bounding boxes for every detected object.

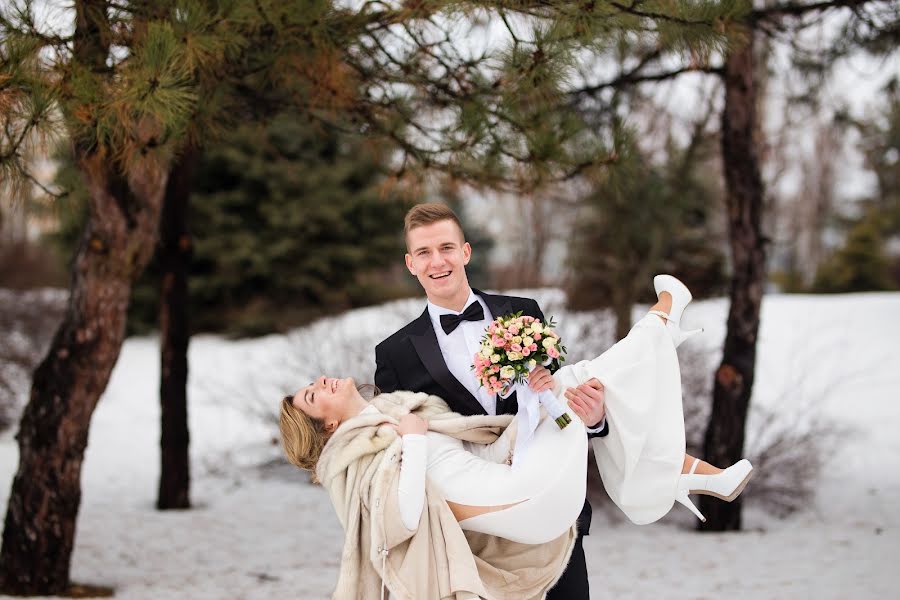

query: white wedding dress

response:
[554,313,685,525]
[393,313,685,543]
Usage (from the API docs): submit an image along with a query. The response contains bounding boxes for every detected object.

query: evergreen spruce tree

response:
[813,88,900,293]
[812,212,895,292]
[52,112,410,336]
[567,134,726,340]
[187,113,410,334]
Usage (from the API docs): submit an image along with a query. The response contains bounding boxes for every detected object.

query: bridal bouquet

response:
[472,312,571,429]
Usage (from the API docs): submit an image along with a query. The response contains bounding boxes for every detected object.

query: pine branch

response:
[609,1,713,26]
[573,61,722,99]
[21,167,68,200]
[751,0,875,22]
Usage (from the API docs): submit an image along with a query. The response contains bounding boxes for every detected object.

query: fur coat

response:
[315,390,577,600]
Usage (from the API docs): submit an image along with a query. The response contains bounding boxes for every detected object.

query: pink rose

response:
[522,348,531,356]
[530,343,538,351]
[504,332,513,340]
[509,325,520,335]
[491,335,505,346]
[492,365,500,373]
[547,346,560,359]
[510,343,522,352]
[533,333,541,340]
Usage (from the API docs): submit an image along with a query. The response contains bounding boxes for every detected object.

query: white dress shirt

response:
[426,289,606,432]
[427,290,498,414]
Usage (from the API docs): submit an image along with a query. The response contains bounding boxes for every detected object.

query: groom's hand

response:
[527,365,554,392]
[565,379,606,428]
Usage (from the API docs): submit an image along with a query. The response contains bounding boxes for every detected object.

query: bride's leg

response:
[427,413,587,543]
[682,453,723,475]
[650,291,673,322]
[445,499,525,521]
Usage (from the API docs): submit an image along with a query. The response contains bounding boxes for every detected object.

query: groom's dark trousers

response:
[375,289,607,600]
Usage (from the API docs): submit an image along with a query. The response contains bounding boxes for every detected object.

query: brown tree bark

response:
[699,29,766,531]
[0,2,168,592]
[0,155,167,593]
[157,147,196,510]
[613,296,632,341]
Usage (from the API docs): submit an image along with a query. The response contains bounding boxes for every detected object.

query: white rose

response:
[500,365,516,379]
[542,337,555,349]
[491,353,501,363]
[527,359,537,370]
[481,345,493,358]
[507,351,521,361]
[512,335,522,344]
[523,336,534,346]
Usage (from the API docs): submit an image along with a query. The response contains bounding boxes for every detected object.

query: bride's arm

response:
[397,434,427,530]
[462,422,515,465]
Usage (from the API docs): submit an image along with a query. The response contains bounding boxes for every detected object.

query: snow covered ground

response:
[1,291,899,599]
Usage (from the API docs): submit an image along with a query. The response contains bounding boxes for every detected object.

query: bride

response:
[279,275,753,599]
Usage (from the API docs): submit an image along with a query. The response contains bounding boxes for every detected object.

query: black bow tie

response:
[439,302,485,334]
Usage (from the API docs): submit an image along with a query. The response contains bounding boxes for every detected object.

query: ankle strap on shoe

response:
[648,310,678,325]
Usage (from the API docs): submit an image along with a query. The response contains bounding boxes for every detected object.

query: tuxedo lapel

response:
[407,308,486,416]
[474,289,512,320]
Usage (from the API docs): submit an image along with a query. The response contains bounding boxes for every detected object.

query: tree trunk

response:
[699,29,766,531]
[0,155,166,594]
[157,147,196,510]
[613,294,632,341]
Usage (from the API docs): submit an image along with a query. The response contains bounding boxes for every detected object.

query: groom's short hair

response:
[404,203,465,244]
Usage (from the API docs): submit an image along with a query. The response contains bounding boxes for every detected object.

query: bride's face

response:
[291,376,356,426]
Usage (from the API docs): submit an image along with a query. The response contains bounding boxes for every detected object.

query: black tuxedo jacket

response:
[374,289,606,535]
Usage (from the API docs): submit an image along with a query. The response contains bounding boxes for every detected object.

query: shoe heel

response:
[670,326,704,347]
[675,491,706,522]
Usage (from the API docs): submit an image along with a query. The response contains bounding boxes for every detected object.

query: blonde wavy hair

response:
[279,384,380,479]
[279,395,331,475]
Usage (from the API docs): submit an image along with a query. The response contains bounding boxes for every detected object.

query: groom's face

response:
[405,219,472,303]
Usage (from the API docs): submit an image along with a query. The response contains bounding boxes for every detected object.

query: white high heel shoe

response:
[648,274,703,347]
[674,458,754,522]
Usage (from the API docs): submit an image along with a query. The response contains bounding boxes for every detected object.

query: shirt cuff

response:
[585,417,606,434]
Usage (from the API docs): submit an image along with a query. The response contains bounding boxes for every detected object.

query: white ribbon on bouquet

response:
[507,374,570,469]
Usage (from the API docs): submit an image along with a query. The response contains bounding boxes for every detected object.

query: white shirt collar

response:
[426,289,478,320]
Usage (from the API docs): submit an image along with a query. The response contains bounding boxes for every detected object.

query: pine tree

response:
[2,1,743,593]
[565,0,898,531]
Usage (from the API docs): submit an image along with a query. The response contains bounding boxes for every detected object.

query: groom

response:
[375,203,608,600]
